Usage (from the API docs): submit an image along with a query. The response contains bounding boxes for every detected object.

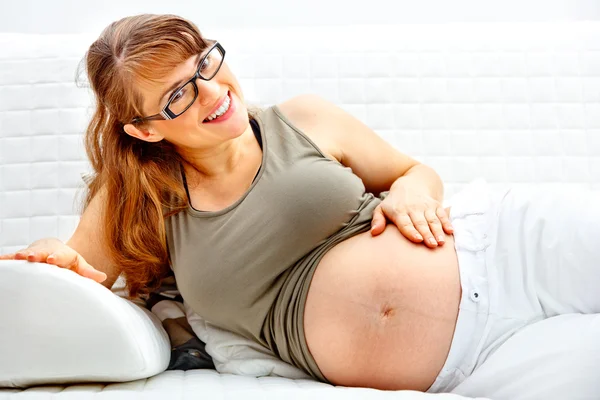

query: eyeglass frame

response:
[131,41,226,124]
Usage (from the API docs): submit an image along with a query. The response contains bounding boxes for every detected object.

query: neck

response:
[179,124,254,182]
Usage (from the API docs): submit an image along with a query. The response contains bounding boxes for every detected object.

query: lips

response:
[204,91,229,121]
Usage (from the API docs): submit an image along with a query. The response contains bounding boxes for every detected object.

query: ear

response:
[123,123,164,143]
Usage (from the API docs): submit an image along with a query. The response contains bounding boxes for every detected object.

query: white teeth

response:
[206,94,231,121]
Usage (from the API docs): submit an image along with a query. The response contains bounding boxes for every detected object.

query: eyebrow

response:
[157,54,202,107]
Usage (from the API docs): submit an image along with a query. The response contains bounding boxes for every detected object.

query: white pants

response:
[426,179,600,399]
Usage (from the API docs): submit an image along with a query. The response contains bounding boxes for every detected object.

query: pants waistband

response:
[426,179,502,393]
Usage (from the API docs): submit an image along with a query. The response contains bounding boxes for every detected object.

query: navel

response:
[380,305,396,320]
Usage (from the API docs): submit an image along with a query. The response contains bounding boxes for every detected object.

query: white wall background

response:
[1,0,599,34]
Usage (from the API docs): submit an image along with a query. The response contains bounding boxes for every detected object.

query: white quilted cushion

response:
[0,260,170,388]
[0,370,491,400]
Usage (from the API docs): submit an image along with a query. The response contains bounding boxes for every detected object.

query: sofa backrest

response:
[1,22,600,253]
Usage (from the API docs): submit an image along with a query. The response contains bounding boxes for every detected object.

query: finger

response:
[71,254,107,283]
[437,207,454,234]
[47,251,82,274]
[390,211,424,243]
[408,210,438,248]
[47,251,79,271]
[46,251,67,266]
[25,250,51,263]
[14,249,30,260]
[77,257,108,283]
[48,252,107,283]
[0,253,17,260]
[425,208,445,246]
[370,206,386,236]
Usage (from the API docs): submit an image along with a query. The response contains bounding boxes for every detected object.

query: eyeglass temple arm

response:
[131,113,166,124]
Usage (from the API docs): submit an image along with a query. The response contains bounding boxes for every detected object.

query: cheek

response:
[220,64,244,99]
[170,106,204,127]
[155,118,197,144]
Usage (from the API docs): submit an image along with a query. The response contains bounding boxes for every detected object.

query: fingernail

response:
[415,234,423,241]
[429,238,437,245]
[47,254,55,261]
[437,235,445,243]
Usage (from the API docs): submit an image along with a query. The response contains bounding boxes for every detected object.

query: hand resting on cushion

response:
[0,186,120,290]
[0,237,107,283]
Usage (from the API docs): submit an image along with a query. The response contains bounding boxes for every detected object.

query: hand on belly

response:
[304,224,461,391]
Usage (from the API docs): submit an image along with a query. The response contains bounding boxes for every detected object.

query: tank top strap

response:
[257,104,329,164]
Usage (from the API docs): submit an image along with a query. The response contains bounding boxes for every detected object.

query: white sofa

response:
[1,21,600,399]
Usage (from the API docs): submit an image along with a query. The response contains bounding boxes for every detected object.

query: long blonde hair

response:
[78,14,257,298]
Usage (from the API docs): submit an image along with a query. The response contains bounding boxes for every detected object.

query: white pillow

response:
[0,260,170,388]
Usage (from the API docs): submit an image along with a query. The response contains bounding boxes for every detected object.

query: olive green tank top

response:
[165,104,387,383]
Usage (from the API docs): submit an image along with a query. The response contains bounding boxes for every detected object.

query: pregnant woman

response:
[2,13,599,396]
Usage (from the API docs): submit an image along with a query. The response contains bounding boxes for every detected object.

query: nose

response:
[195,78,222,107]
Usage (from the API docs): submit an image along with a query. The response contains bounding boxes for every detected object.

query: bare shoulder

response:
[276,94,343,162]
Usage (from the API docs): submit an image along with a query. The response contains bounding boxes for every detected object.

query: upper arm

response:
[66,186,121,289]
[278,94,420,194]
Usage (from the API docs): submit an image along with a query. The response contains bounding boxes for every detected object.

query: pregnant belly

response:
[304,218,461,391]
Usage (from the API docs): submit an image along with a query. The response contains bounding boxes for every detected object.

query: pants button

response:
[469,289,481,302]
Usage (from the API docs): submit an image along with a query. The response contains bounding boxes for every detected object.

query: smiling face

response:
[123,44,250,152]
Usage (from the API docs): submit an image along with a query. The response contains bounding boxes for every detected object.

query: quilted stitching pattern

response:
[0,370,490,399]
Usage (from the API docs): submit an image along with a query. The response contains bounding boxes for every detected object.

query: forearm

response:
[390,163,444,203]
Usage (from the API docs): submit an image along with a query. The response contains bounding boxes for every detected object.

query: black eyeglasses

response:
[131,41,226,124]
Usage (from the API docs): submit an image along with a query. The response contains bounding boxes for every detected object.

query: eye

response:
[199,57,212,73]
[170,87,187,104]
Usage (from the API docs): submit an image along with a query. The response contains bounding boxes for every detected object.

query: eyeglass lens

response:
[167,45,224,115]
